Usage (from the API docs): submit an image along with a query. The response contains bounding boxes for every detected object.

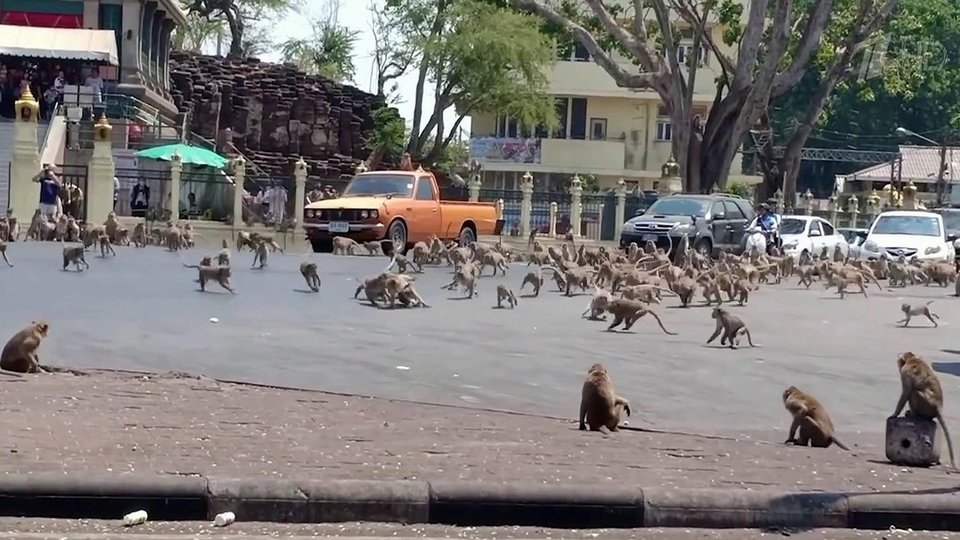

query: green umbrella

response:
[135,143,229,169]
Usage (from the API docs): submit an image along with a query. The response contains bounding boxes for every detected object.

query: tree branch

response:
[582,0,661,73]
[770,0,835,97]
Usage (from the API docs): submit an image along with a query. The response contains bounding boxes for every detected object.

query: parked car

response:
[743,214,849,260]
[303,170,501,253]
[619,193,755,257]
[858,210,956,262]
[930,207,960,259]
[837,227,869,246]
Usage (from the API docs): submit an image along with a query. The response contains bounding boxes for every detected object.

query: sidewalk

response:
[0,370,952,492]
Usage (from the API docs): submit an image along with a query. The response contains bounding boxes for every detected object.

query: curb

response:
[0,476,959,530]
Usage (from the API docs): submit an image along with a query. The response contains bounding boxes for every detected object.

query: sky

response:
[259,0,471,139]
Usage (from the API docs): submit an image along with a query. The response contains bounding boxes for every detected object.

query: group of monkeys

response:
[2,215,958,470]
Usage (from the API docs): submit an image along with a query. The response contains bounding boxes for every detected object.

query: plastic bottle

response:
[122,510,148,526]
[213,511,236,527]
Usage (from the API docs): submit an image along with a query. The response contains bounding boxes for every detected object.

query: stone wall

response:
[168,52,397,180]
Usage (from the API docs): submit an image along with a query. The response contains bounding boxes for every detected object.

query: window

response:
[709,202,724,218]
[589,118,607,140]
[808,221,823,236]
[656,121,672,141]
[723,200,745,219]
[415,177,436,201]
[780,218,807,235]
[677,44,709,66]
[554,98,569,139]
[646,197,711,217]
[570,98,587,140]
[821,221,835,236]
[572,42,591,61]
[495,115,520,138]
[871,215,942,237]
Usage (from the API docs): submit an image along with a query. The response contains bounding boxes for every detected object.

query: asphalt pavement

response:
[2,241,959,434]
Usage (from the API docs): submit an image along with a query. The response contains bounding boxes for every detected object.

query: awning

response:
[0,24,119,65]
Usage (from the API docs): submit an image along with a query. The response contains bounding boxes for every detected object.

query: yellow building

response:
[469,24,747,192]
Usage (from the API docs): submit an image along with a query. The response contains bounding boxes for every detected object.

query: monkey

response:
[249,232,282,253]
[411,241,431,266]
[706,307,758,349]
[116,228,130,247]
[796,265,816,288]
[383,273,430,308]
[732,279,751,306]
[182,262,235,294]
[104,212,120,242]
[217,239,232,266]
[520,270,544,296]
[251,240,269,269]
[824,273,868,299]
[579,363,631,432]
[891,352,957,470]
[332,236,359,255]
[0,240,13,267]
[62,244,89,271]
[620,284,675,304]
[0,320,50,374]
[54,215,68,241]
[581,287,612,320]
[496,284,518,309]
[782,386,850,450]
[446,262,480,298]
[673,276,699,307]
[604,298,677,335]
[132,222,147,248]
[389,253,422,273]
[481,250,510,276]
[236,230,255,251]
[898,301,940,328]
[97,233,116,258]
[299,261,321,292]
[165,227,184,252]
[362,241,383,256]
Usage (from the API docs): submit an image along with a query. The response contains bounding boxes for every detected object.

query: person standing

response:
[265,182,288,224]
[33,165,62,220]
[130,178,150,218]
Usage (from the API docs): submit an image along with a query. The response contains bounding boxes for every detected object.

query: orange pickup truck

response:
[303,169,502,253]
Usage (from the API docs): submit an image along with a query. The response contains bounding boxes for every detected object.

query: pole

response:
[937,143,948,206]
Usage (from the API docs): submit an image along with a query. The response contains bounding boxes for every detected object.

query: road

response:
[2,241,959,434]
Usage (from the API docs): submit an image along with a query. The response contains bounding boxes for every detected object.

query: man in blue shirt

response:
[33,164,62,220]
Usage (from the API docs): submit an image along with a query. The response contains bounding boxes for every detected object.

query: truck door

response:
[409,176,442,241]
[723,200,748,249]
[709,201,729,250]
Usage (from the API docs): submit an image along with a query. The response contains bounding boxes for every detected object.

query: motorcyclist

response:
[757,203,781,254]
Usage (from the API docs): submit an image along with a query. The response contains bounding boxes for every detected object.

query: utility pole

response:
[937,143,948,206]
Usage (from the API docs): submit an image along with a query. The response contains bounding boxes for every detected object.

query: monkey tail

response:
[744,329,761,348]
[830,437,851,451]
[649,311,678,336]
[926,300,936,306]
[937,413,957,470]
[182,263,200,269]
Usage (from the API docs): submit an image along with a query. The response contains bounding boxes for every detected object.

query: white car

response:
[746,215,848,260]
[860,210,953,262]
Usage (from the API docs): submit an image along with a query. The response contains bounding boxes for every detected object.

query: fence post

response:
[614,181,626,244]
[803,189,814,216]
[847,194,859,228]
[569,174,583,238]
[827,190,838,225]
[294,158,307,228]
[902,180,918,209]
[231,156,245,228]
[496,199,504,221]
[549,202,558,237]
[7,86,40,220]
[866,190,881,224]
[773,188,785,214]
[468,174,481,203]
[168,152,182,224]
[520,172,534,238]
[86,114,116,225]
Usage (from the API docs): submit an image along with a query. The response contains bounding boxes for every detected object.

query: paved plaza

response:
[1,240,959,435]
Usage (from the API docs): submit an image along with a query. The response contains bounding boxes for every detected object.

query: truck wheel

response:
[458,225,476,246]
[310,239,332,253]
[694,239,712,258]
[388,220,408,254]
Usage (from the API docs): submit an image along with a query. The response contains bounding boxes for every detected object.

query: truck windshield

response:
[871,215,942,237]
[341,174,415,198]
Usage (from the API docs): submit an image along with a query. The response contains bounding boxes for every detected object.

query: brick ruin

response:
[168,51,401,181]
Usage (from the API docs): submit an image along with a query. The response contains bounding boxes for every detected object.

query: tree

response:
[184,0,298,58]
[368,1,414,104]
[505,0,899,202]
[381,0,557,167]
[171,11,228,53]
[766,0,960,198]
[366,107,408,168]
[280,0,358,82]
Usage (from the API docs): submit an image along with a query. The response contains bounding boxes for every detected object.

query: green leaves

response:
[280,20,359,82]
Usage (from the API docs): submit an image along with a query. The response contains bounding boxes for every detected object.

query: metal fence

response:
[244,174,295,226]
[54,164,88,221]
[114,167,171,220]
[180,170,234,222]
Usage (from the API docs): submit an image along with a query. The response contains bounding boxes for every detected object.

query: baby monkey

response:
[706,307,758,349]
[495,284,518,309]
[300,261,321,292]
[98,233,116,257]
[898,300,940,328]
[251,239,269,269]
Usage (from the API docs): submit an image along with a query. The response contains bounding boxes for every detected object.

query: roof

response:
[844,145,960,184]
[780,215,825,221]
[0,25,119,65]
[877,210,942,218]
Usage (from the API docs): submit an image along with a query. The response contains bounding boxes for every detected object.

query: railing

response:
[114,167,172,219]
[39,101,62,157]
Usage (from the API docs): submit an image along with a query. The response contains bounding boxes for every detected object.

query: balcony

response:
[470,137,627,175]
[548,60,722,101]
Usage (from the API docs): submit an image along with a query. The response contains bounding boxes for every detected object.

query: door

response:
[723,200,748,249]
[409,176,442,241]
[807,220,826,256]
[820,220,844,256]
[709,201,728,250]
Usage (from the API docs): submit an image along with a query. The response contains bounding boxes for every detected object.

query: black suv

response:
[619,193,756,257]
